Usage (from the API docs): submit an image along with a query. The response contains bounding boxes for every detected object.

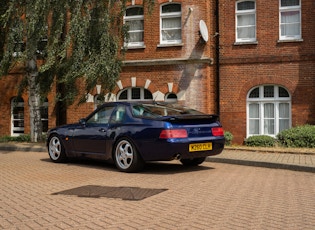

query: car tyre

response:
[114,138,144,173]
[48,135,67,163]
[180,157,206,166]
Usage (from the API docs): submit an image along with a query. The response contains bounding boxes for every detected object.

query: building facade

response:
[0,0,314,145]
[219,0,315,144]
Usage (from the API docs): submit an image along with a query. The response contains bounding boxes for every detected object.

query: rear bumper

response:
[138,138,225,161]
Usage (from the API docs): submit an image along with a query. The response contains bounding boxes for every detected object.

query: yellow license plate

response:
[189,142,212,152]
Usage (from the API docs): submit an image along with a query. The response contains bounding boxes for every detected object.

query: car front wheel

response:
[48,135,67,163]
[114,138,144,173]
[180,157,206,166]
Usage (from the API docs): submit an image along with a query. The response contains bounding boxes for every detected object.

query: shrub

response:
[245,135,276,147]
[277,125,315,148]
[0,134,31,143]
[224,131,233,146]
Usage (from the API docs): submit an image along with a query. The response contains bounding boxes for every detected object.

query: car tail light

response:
[212,127,224,136]
[159,129,188,139]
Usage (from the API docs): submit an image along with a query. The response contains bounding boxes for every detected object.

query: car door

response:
[72,106,115,156]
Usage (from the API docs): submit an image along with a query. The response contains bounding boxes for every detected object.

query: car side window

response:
[110,106,126,124]
[87,106,115,125]
[132,105,161,118]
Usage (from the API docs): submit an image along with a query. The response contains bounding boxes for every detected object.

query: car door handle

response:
[99,128,106,133]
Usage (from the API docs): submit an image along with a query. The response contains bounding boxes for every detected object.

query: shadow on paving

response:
[207,158,315,173]
[52,185,168,200]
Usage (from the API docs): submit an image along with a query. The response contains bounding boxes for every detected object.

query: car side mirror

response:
[79,118,86,126]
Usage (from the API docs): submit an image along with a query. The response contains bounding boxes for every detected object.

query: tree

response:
[0,0,154,142]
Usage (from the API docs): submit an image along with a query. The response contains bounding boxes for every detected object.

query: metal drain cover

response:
[53,185,168,200]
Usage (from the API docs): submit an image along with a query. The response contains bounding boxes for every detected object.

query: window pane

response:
[279,103,289,118]
[281,0,299,7]
[279,119,290,131]
[126,20,143,31]
[264,103,274,135]
[162,17,181,28]
[144,89,153,99]
[237,14,255,26]
[281,11,300,23]
[279,87,289,97]
[264,103,274,118]
[119,90,127,100]
[264,86,274,97]
[126,7,143,16]
[249,104,259,118]
[249,87,259,98]
[264,119,275,134]
[237,26,256,39]
[249,103,259,135]
[237,1,255,10]
[128,31,143,43]
[162,29,181,41]
[281,23,300,36]
[249,120,259,134]
[132,88,141,99]
[162,4,181,13]
[167,93,177,99]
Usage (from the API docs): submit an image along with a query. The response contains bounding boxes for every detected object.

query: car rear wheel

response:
[114,138,144,173]
[48,135,67,163]
[180,157,206,166]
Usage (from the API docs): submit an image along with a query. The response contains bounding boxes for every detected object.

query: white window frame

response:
[246,85,291,138]
[11,97,24,136]
[160,3,182,45]
[117,87,153,101]
[123,6,144,48]
[235,0,256,43]
[279,0,301,41]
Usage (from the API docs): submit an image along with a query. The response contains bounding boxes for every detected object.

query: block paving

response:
[0,149,314,229]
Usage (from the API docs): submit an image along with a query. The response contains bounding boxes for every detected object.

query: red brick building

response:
[1,0,314,145]
[219,0,315,144]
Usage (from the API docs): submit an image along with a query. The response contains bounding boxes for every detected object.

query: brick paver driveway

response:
[1,151,314,229]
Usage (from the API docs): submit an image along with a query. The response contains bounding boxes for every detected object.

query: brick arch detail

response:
[112,77,181,97]
[239,76,296,100]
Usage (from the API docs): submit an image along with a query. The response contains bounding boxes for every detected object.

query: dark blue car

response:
[47,102,225,172]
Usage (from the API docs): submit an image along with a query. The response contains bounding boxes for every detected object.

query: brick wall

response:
[219,0,315,144]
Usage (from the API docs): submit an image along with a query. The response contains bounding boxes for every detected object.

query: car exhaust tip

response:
[173,153,181,160]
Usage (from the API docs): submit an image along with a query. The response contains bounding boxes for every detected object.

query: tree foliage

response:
[0,0,154,105]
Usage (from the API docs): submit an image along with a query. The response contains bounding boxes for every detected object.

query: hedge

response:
[245,135,276,147]
[277,125,315,148]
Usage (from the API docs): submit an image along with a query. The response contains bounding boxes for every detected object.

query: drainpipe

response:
[215,0,220,116]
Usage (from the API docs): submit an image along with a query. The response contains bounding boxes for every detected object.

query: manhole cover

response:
[52,185,168,201]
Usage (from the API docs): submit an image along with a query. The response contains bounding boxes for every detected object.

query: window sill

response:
[157,43,184,48]
[122,45,146,50]
[234,41,258,46]
[277,39,303,43]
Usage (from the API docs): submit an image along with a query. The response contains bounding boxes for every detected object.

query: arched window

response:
[165,93,178,103]
[11,97,24,136]
[124,6,144,47]
[247,85,291,137]
[117,87,153,101]
[160,3,182,44]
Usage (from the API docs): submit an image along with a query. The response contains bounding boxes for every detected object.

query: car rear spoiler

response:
[159,114,219,122]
